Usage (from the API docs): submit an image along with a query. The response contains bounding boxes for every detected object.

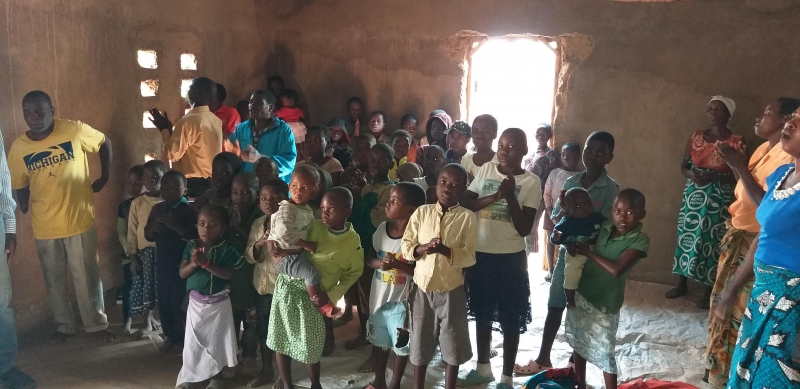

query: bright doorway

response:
[466,38,557,151]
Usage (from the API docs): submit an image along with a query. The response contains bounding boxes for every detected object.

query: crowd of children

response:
[110,80,652,389]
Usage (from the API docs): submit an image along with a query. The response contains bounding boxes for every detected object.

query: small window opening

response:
[140,79,159,97]
[181,79,192,99]
[144,153,158,162]
[137,50,158,69]
[142,112,156,128]
[180,53,197,70]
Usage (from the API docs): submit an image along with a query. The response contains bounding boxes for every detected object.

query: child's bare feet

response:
[357,355,374,373]
[248,368,275,388]
[149,315,162,331]
[123,317,133,335]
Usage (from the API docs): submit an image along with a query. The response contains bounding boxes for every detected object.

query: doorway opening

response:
[466,37,557,151]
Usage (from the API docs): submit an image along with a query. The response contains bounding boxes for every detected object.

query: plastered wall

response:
[0,0,270,331]
[256,0,800,285]
[3,0,800,331]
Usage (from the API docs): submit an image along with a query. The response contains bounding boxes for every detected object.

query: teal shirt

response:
[183,239,245,295]
[577,221,650,314]
[551,169,620,221]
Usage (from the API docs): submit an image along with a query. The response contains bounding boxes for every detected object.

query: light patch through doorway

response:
[467,38,556,152]
[137,50,158,69]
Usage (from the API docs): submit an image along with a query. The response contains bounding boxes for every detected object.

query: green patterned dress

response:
[672,131,740,286]
[266,274,326,364]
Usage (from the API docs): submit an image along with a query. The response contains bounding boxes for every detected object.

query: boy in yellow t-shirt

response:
[7,91,112,341]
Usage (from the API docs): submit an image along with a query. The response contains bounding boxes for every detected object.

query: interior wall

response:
[259,0,800,284]
[0,0,270,331]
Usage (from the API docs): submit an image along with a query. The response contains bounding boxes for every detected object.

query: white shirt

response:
[0,130,16,233]
[369,222,410,314]
[467,163,541,254]
[461,152,499,179]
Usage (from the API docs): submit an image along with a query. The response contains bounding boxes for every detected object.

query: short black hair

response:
[215,83,227,104]
[191,77,217,100]
[473,114,498,132]
[400,113,418,126]
[307,124,330,143]
[199,204,229,224]
[252,90,277,106]
[255,156,277,171]
[355,134,377,148]
[326,186,354,208]
[162,169,187,186]
[372,143,394,161]
[234,172,259,198]
[617,188,646,211]
[267,76,285,86]
[562,141,581,153]
[260,178,289,197]
[777,97,800,116]
[128,164,144,177]
[22,90,52,107]
[426,144,445,157]
[391,130,412,144]
[586,131,615,154]
[293,164,321,186]
[213,152,243,174]
[370,111,386,121]
[440,163,468,183]
[143,159,166,174]
[502,128,527,145]
[394,182,426,208]
[564,187,591,207]
[537,123,553,138]
[278,89,299,104]
[347,97,363,107]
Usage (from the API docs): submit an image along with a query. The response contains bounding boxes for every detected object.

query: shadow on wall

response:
[308,65,367,125]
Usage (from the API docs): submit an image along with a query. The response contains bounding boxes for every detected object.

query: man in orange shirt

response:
[705,97,799,388]
[149,77,223,197]
[211,83,242,138]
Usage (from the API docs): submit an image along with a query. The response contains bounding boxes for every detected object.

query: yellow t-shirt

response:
[8,119,106,239]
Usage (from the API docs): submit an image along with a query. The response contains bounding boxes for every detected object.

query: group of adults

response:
[667,96,800,388]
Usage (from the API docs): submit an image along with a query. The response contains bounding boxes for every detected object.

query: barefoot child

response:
[347,143,397,352]
[268,165,342,318]
[196,152,242,209]
[388,130,411,180]
[244,179,289,387]
[267,188,364,389]
[299,124,344,186]
[365,182,426,389]
[227,173,262,376]
[565,189,650,389]
[400,113,421,163]
[369,111,389,143]
[177,205,244,389]
[516,131,619,376]
[254,156,278,187]
[551,188,606,309]
[413,145,445,204]
[126,159,166,337]
[461,114,499,180]
[117,165,145,335]
[542,142,581,276]
[461,128,540,389]
[444,121,471,164]
[144,170,198,352]
[401,164,476,389]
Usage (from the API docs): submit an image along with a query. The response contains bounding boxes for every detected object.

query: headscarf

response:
[709,95,736,118]
[425,110,453,146]
[396,162,423,182]
[327,117,351,146]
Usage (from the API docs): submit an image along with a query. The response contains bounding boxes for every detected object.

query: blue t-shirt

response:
[552,212,606,244]
[755,163,800,273]
[229,118,297,183]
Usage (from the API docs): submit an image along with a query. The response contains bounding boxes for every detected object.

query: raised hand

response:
[716,141,747,172]
[148,108,172,131]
